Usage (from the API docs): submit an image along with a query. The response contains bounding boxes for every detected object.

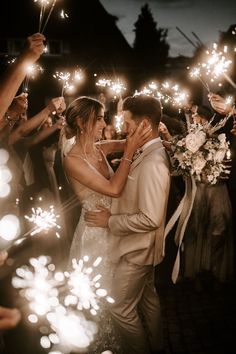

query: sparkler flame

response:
[12,255,115,353]
[135,80,189,108]
[53,69,84,96]
[66,256,114,315]
[24,205,61,236]
[96,78,126,98]
[189,43,233,89]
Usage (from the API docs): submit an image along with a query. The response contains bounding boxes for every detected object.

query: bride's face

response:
[93,108,106,141]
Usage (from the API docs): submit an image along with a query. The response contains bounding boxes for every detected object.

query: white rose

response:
[185,131,206,153]
[192,155,206,174]
[218,133,226,144]
[214,149,226,163]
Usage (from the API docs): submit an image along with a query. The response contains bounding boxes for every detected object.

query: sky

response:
[100,0,236,57]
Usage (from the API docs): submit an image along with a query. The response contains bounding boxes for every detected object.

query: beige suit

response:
[108,139,170,354]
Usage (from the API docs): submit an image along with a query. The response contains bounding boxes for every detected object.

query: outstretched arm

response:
[0,33,45,122]
[24,117,65,148]
[8,97,65,145]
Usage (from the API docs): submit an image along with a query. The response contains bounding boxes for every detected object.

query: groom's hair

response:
[122,95,162,126]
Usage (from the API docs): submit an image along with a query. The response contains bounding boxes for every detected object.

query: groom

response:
[85,94,170,354]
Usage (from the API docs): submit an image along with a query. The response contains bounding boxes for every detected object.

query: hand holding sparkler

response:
[21,33,45,64]
[0,33,45,121]
[208,93,235,116]
[4,93,28,127]
[8,93,28,116]
[34,0,59,34]
[47,96,66,115]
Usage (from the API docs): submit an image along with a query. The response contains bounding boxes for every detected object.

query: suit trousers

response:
[110,258,164,354]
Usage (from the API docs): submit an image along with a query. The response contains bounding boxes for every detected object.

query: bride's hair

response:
[64,96,104,139]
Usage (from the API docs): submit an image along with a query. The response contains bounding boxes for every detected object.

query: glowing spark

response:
[225,96,234,105]
[134,80,189,108]
[65,256,114,315]
[60,9,69,19]
[95,78,111,87]
[96,78,126,98]
[24,205,61,236]
[12,255,100,353]
[109,80,126,96]
[46,310,97,352]
[114,114,124,134]
[23,64,44,92]
[7,57,16,64]
[53,69,84,96]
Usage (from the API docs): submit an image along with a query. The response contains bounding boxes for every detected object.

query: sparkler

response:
[60,9,69,19]
[189,43,234,90]
[96,78,126,99]
[0,205,61,253]
[34,0,58,34]
[23,63,44,92]
[12,255,114,353]
[53,69,84,96]
[114,114,124,134]
[24,205,61,236]
[12,256,64,317]
[135,80,189,109]
[65,256,114,316]
[189,66,210,92]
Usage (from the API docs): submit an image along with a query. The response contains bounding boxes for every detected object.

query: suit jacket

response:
[108,139,171,266]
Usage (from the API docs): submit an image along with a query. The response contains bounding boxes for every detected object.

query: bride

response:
[62,96,152,353]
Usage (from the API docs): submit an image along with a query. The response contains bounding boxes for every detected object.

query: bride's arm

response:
[64,123,152,198]
[96,139,125,155]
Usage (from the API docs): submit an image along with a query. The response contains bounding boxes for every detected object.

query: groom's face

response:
[123,110,139,134]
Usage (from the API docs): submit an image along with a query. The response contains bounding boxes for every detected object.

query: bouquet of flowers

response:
[168,121,231,185]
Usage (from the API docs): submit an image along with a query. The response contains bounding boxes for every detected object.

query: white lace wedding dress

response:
[66,150,123,354]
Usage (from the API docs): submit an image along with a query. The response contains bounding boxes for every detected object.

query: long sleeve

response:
[109,156,170,236]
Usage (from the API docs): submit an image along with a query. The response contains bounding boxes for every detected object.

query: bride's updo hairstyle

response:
[64,96,104,139]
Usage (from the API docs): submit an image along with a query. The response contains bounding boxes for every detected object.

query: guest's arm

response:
[208,93,235,116]
[0,33,45,122]
[8,97,65,145]
[25,117,65,148]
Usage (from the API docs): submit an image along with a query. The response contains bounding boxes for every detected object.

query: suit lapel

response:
[130,140,164,173]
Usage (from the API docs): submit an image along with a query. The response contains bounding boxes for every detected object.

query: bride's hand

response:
[125,121,152,154]
[84,205,111,228]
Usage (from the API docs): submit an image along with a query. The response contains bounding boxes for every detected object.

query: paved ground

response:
[159,279,236,354]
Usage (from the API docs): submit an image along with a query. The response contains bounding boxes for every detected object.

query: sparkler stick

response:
[189,67,210,92]
[41,0,57,34]
[1,206,61,252]
[223,73,236,89]
[22,64,43,93]
[38,1,47,32]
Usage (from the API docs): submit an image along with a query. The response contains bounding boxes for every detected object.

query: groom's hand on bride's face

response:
[84,206,111,228]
